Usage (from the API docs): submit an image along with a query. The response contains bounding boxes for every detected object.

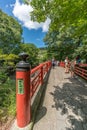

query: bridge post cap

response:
[16,52,30,71]
[19,52,29,61]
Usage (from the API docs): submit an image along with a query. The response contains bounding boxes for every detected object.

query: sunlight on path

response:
[33,66,87,130]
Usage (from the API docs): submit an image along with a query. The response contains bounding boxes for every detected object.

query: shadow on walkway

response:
[33,67,87,130]
[34,106,47,124]
[50,78,87,130]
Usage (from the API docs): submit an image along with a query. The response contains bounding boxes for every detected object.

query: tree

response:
[30,0,87,35]
[24,0,87,62]
[38,47,48,62]
[0,10,22,54]
[20,43,39,68]
[44,27,77,60]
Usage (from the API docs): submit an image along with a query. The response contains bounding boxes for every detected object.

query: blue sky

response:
[0,0,51,48]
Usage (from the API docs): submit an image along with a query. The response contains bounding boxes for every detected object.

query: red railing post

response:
[82,67,84,77]
[46,62,48,72]
[16,52,31,128]
[41,65,43,84]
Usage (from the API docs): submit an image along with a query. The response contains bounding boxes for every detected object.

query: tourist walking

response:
[64,57,69,73]
[52,58,55,69]
[70,59,76,78]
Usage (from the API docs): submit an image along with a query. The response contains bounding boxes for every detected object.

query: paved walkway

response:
[33,66,87,130]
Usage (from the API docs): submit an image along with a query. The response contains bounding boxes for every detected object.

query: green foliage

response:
[0,69,7,83]
[20,43,39,68]
[30,0,87,36]
[0,54,19,75]
[3,54,18,66]
[73,44,87,63]
[43,22,87,61]
[38,48,48,63]
[0,77,16,123]
[4,78,16,115]
[0,54,18,63]
[23,0,86,62]
[43,28,76,60]
[0,10,22,54]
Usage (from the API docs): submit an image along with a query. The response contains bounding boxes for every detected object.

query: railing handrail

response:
[59,61,87,80]
[31,62,49,74]
[79,63,87,67]
[74,65,87,80]
[30,61,51,98]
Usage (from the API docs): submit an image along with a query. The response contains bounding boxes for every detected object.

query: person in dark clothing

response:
[76,55,81,64]
[52,58,55,69]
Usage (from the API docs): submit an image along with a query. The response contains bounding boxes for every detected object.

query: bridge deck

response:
[33,66,87,130]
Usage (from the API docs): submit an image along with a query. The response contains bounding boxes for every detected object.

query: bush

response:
[0,69,7,83]
[0,77,16,123]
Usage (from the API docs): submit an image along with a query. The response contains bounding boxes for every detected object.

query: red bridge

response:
[11,54,87,130]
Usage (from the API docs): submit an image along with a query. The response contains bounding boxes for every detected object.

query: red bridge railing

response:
[74,64,87,80]
[59,61,65,67]
[16,53,52,128]
[15,54,86,129]
[31,62,51,98]
[59,61,87,80]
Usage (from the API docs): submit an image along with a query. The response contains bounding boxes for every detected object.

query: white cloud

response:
[42,18,51,32]
[13,0,51,32]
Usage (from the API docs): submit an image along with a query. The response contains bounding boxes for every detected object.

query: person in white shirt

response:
[65,57,69,73]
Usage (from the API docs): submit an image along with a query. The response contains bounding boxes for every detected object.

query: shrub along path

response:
[33,66,87,130]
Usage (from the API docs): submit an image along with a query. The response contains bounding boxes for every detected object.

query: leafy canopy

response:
[30,0,87,35]
[20,43,39,67]
[22,0,87,62]
[0,10,22,54]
